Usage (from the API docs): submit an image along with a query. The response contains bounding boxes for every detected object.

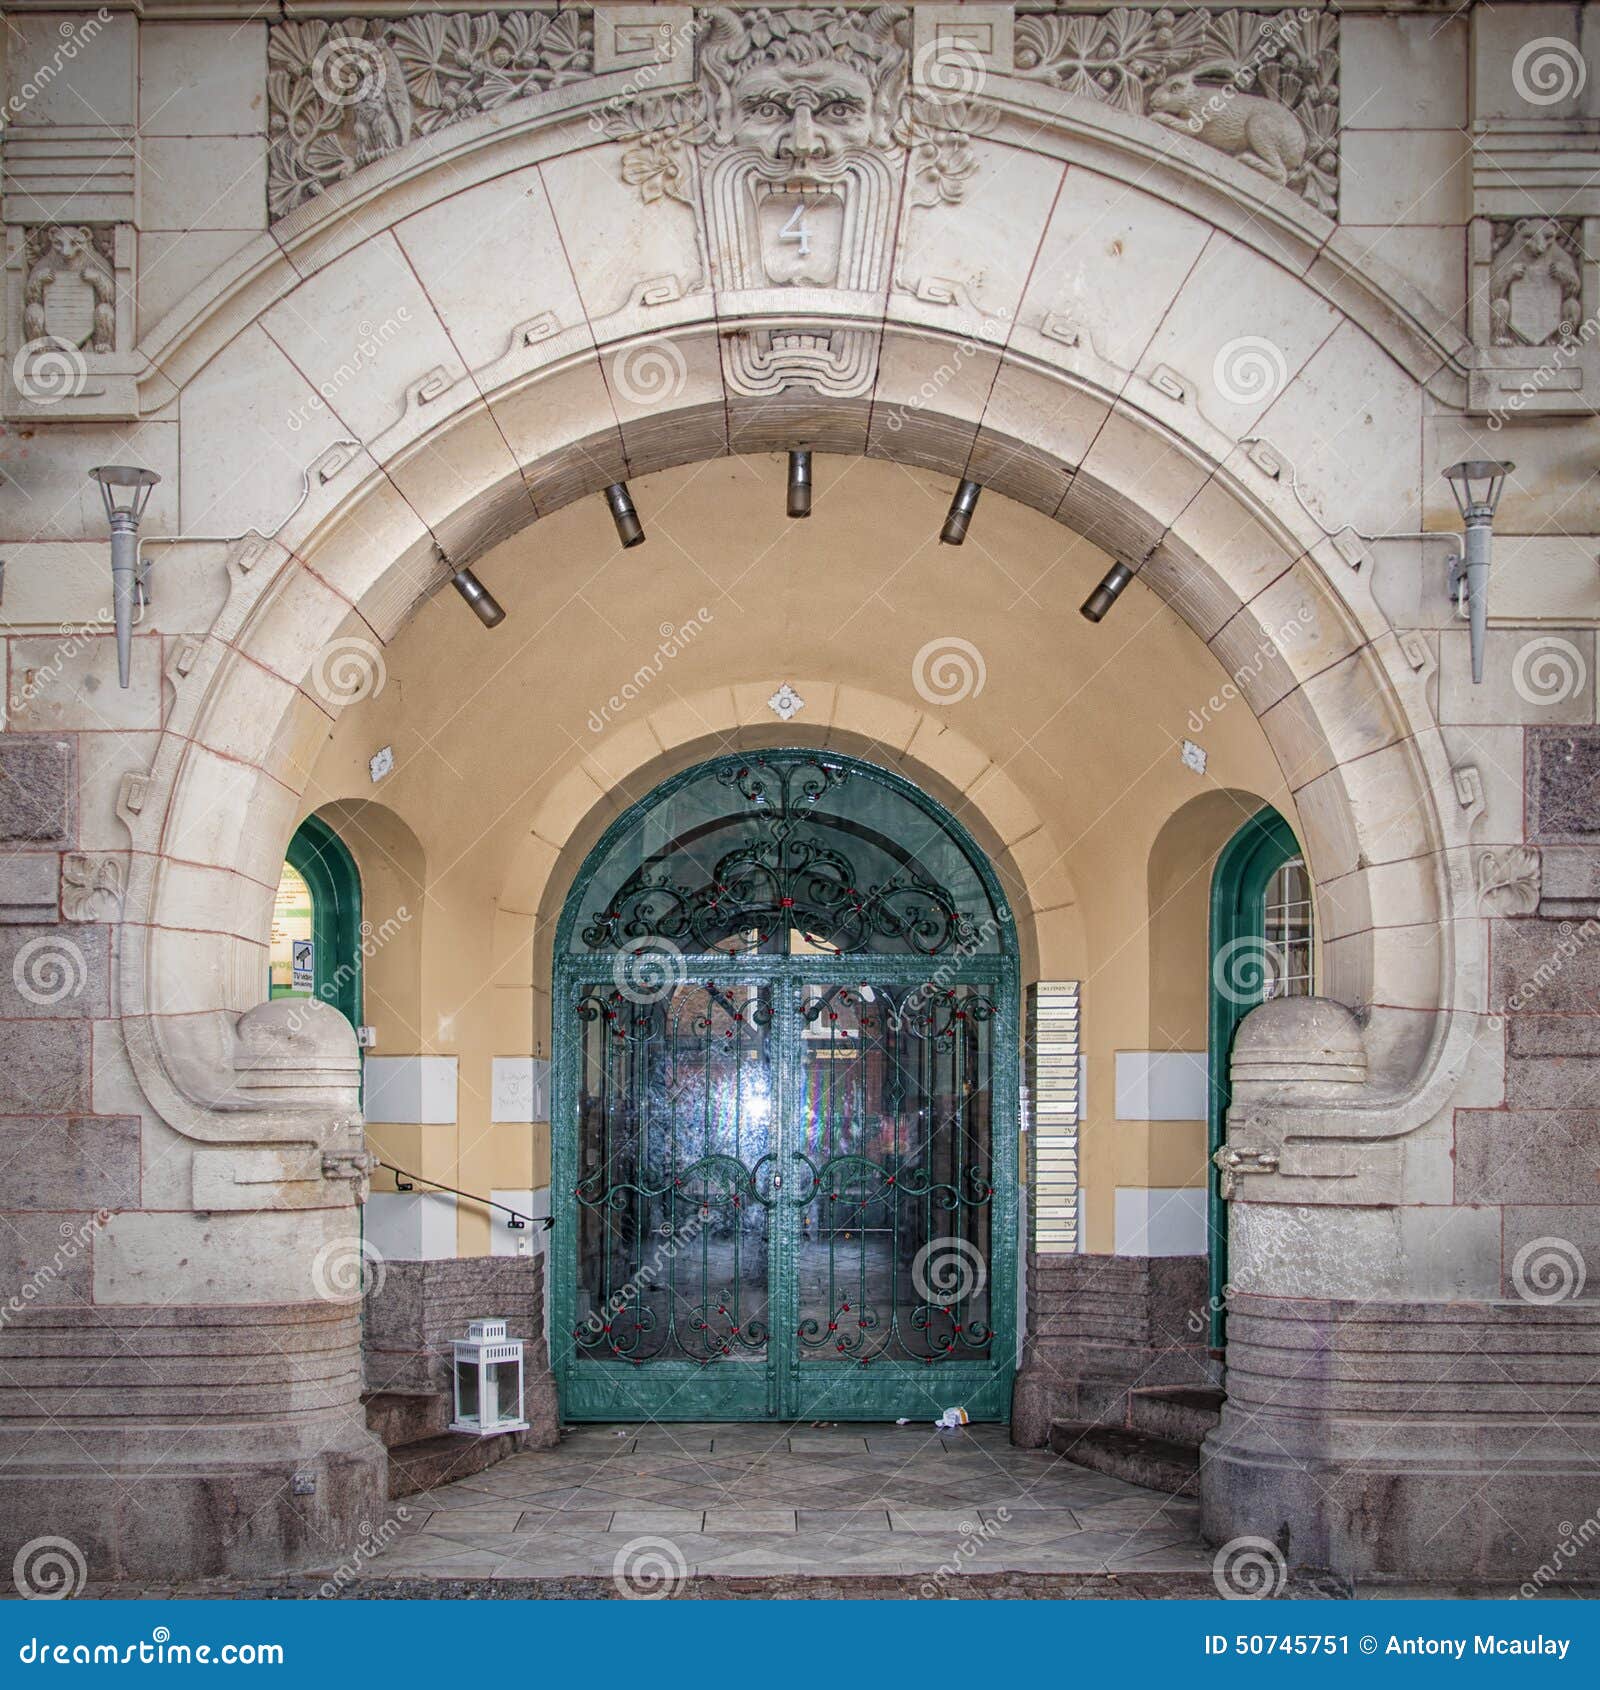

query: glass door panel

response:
[570,980,775,1412]
[789,982,998,1410]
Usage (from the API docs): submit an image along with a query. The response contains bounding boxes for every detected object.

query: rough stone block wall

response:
[1012,1254,1216,1446]
[362,1252,557,1444]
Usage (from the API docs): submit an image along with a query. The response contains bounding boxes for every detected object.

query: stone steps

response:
[1048,1420,1200,1497]
[1128,1384,1224,1446]
[386,1429,536,1499]
[1049,1383,1222,1498]
[364,1390,532,1499]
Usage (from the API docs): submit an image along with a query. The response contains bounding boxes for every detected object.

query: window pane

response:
[1263,857,1313,998]
[269,864,314,998]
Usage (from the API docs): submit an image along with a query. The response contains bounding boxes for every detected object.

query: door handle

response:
[772,1173,783,1190]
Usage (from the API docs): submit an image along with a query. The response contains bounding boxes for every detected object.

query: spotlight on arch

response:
[1079,562,1134,623]
[787,449,813,519]
[940,478,982,545]
[604,481,645,548]
[448,563,506,629]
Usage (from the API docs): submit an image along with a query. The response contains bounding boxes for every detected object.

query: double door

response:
[553,962,1015,1422]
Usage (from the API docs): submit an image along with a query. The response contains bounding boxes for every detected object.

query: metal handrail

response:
[377,1160,552,1231]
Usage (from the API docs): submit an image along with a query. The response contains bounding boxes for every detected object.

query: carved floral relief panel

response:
[263,6,1341,224]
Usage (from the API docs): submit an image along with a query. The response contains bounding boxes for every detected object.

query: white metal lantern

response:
[449,1318,528,1436]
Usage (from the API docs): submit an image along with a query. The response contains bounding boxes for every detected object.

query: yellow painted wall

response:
[296,456,1298,1255]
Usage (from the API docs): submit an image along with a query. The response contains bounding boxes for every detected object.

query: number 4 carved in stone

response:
[779,201,811,259]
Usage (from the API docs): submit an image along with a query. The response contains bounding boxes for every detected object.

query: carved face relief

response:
[729,62,877,176]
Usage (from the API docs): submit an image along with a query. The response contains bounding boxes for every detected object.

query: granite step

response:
[364,1391,452,1450]
[1048,1419,1199,1498]
[387,1429,536,1499]
[1127,1386,1224,1449]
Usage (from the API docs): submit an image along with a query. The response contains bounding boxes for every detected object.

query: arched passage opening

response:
[549,747,1019,1423]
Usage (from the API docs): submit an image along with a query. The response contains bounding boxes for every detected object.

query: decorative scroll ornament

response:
[581,754,980,957]
[1477,845,1542,917]
[62,852,125,923]
[1012,6,1339,214]
[266,10,595,217]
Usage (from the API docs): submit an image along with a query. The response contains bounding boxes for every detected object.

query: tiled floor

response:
[362,1422,1209,1584]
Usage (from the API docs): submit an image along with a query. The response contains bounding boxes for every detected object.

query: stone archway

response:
[5,7,1551,1584]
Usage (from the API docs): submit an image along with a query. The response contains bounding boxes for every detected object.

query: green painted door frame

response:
[285,813,364,1034]
[1206,806,1302,1347]
[550,751,1020,1423]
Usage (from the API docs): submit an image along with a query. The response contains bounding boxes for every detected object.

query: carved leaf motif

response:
[266,10,595,218]
[1477,846,1542,917]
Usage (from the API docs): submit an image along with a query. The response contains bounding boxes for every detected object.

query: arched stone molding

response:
[126,326,1478,1201]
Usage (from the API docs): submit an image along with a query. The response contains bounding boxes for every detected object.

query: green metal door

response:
[552,752,1018,1423]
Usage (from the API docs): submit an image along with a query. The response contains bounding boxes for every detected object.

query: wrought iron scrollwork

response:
[581,754,981,956]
